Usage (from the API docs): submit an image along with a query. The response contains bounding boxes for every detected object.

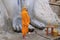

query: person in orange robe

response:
[21,7,30,38]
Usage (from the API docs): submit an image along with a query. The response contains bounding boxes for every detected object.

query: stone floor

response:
[0,19,60,40]
[0,26,49,40]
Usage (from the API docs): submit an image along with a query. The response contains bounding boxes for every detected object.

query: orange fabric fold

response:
[21,7,30,36]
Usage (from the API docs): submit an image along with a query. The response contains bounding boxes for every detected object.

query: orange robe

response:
[21,8,30,36]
